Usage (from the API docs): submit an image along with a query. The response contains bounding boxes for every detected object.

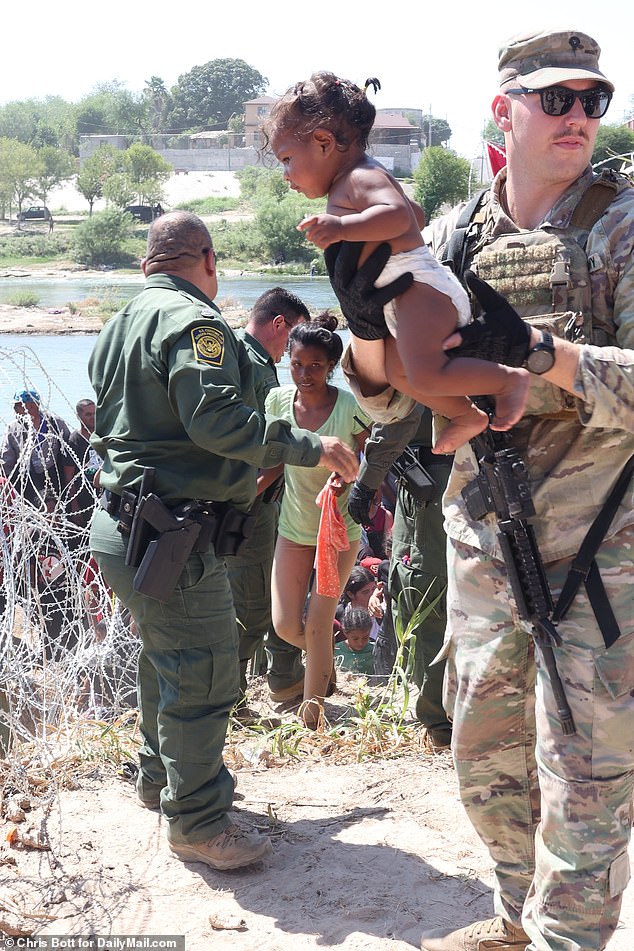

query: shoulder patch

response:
[191,326,225,366]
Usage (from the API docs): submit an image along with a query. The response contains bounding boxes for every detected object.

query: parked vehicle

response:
[17,206,52,222]
[124,204,164,223]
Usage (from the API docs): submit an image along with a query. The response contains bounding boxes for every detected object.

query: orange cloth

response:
[314,484,350,598]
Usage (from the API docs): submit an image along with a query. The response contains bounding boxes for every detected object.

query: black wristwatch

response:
[526,330,555,374]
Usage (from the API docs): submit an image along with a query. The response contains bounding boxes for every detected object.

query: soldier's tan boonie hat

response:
[498,29,614,91]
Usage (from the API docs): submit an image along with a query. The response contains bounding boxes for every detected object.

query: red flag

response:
[486,141,507,176]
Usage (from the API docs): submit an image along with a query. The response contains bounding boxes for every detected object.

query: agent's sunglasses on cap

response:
[505,84,612,119]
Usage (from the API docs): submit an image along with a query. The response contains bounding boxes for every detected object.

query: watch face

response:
[527,346,554,374]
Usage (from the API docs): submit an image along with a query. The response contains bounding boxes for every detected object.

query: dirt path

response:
[1,734,633,948]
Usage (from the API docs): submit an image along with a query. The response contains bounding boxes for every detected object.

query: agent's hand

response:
[324,241,413,340]
[298,214,342,249]
[443,271,531,366]
[347,480,376,524]
[318,436,359,484]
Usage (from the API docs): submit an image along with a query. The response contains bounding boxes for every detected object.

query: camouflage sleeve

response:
[575,187,634,431]
[358,410,422,489]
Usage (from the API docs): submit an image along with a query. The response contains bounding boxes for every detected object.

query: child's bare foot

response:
[489,368,530,431]
[433,404,489,454]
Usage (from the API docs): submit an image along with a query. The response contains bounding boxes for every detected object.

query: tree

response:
[102,172,137,210]
[168,59,267,130]
[75,82,147,136]
[482,119,505,148]
[123,143,171,204]
[0,138,43,218]
[255,192,315,262]
[422,116,452,148]
[0,96,76,151]
[76,145,122,215]
[592,123,634,171]
[413,147,470,220]
[144,76,171,133]
[72,208,132,266]
[35,146,76,203]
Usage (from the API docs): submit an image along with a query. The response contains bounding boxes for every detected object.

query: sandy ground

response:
[1,676,633,949]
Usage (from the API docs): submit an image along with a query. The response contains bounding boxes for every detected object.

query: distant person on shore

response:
[262,71,529,448]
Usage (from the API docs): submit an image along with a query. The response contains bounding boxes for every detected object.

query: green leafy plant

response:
[5,290,40,307]
[175,196,240,215]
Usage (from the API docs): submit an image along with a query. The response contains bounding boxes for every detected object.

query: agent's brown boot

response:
[420,915,529,950]
[169,824,272,870]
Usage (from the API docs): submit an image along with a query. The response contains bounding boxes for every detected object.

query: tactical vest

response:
[442,169,632,417]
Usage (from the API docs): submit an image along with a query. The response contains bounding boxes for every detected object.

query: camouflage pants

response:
[444,525,634,951]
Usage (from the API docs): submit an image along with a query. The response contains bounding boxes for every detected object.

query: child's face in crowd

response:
[346,628,371,651]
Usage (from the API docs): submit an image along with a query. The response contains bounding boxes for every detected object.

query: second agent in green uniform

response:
[227,287,310,711]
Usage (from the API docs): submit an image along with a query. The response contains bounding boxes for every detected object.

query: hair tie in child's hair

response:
[364,77,381,96]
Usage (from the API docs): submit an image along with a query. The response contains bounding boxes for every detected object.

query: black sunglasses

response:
[505,84,612,119]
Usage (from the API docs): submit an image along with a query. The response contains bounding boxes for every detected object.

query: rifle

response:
[354,416,437,503]
[462,417,576,736]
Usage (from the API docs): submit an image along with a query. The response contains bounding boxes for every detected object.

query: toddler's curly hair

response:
[261,71,379,154]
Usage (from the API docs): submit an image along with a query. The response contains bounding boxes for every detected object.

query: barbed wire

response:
[0,344,140,772]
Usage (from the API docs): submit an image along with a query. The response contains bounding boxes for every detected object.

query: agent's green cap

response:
[498,30,614,92]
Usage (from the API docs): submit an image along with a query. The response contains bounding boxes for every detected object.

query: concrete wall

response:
[80,138,418,174]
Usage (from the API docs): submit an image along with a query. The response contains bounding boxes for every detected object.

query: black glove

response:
[447,271,531,367]
[347,480,376,524]
[324,241,414,340]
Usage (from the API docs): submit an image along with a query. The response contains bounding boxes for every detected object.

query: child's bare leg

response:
[384,336,488,452]
[349,335,389,397]
[386,283,529,450]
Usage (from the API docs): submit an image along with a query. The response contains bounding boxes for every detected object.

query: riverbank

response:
[0,264,253,333]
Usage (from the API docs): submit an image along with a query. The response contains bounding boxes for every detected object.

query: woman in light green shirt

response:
[266,314,370,729]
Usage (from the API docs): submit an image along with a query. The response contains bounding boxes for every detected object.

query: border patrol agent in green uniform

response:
[348,406,453,749]
[88,212,359,871]
[227,288,310,709]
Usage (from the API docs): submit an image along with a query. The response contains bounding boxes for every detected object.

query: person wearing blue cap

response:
[1,389,75,511]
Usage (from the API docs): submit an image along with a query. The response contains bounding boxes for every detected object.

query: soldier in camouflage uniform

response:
[89,212,359,872]
[329,27,634,951]
[418,29,634,951]
[227,288,309,712]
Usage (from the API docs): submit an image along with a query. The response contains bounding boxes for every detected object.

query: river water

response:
[0,274,348,424]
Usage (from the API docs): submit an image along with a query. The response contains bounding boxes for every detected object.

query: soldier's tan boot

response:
[169,823,272,870]
[420,915,529,950]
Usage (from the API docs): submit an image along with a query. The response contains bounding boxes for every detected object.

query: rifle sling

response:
[552,454,634,647]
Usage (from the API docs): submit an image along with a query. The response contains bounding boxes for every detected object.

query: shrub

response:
[5,291,40,307]
[72,209,133,267]
[175,196,240,215]
[0,234,72,260]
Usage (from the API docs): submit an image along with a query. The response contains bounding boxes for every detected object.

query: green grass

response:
[4,290,40,307]
[174,196,240,215]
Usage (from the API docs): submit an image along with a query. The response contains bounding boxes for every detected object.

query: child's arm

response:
[299,174,414,249]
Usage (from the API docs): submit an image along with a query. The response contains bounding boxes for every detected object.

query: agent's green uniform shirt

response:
[89,274,321,512]
[235,328,279,411]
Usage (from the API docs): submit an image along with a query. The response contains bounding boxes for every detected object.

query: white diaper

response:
[374,245,471,335]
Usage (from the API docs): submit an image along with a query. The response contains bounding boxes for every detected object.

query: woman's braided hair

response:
[261,71,380,154]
